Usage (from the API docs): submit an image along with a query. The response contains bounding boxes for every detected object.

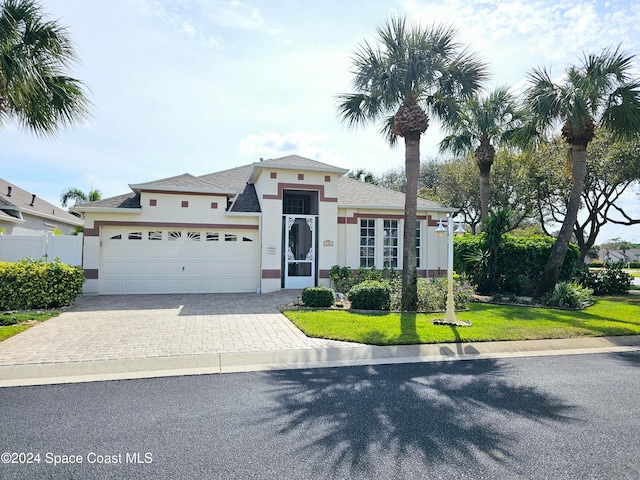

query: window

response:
[242,237,253,242]
[168,231,182,241]
[187,231,200,241]
[359,219,375,267]
[225,234,237,242]
[283,197,305,214]
[109,234,122,240]
[128,231,142,240]
[148,231,162,241]
[416,221,421,268]
[383,220,398,268]
[206,232,219,241]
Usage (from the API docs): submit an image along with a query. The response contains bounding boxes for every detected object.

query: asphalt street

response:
[1,352,639,480]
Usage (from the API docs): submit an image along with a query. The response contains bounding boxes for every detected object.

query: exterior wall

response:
[336,209,449,278]
[0,212,78,235]
[253,167,340,293]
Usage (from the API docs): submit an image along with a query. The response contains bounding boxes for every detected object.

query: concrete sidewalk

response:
[1,291,639,387]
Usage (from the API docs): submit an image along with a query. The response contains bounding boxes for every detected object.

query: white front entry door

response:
[284,215,316,289]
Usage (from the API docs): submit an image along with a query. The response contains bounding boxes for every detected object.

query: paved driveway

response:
[0,291,354,366]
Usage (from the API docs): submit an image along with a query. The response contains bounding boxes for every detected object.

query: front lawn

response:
[0,311,59,341]
[283,295,640,345]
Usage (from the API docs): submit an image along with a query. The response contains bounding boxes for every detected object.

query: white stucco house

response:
[0,178,83,235]
[74,155,457,295]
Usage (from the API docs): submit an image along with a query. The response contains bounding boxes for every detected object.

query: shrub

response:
[542,281,593,309]
[390,276,475,312]
[347,281,392,310]
[455,235,579,295]
[329,265,400,294]
[301,287,335,308]
[0,259,85,310]
[574,265,632,295]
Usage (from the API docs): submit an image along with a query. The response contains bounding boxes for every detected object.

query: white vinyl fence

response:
[0,234,83,266]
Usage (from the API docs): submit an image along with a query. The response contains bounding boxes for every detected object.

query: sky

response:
[3,0,640,243]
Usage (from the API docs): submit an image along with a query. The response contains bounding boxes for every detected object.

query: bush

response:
[455,235,579,295]
[329,265,400,294]
[574,265,632,295]
[542,281,593,309]
[347,281,392,310]
[390,277,475,312]
[0,259,85,310]
[301,287,335,308]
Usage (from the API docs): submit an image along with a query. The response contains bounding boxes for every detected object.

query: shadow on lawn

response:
[259,360,577,477]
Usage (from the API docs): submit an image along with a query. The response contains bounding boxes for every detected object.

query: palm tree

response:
[524,46,640,297]
[439,86,523,225]
[60,187,101,207]
[0,0,90,135]
[337,15,487,311]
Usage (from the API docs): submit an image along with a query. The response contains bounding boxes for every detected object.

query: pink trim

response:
[262,269,281,279]
[262,183,338,202]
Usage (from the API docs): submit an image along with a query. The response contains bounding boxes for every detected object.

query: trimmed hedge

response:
[347,281,392,310]
[301,287,335,307]
[454,235,579,295]
[0,259,85,310]
[329,265,400,294]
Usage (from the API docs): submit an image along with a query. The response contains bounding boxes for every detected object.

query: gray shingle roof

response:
[0,178,84,226]
[338,177,444,210]
[78,157,448,213]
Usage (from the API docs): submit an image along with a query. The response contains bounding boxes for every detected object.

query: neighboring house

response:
[0,178,84,235]
[599,248,640,264]
[73,155,457,295]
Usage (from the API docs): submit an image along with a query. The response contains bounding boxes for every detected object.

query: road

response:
[1,352,639,480]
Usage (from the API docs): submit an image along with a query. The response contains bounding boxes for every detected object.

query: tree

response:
[0,0,89,135]
[347,168,378,184]
[337,15,487,311]
[439,86,524,225]
[60,187,101,207]
[523,46,640,297]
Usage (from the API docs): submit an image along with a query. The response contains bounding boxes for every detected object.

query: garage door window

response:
[128,232,142,240]
[187,231,201,241]
[168,231,182,241]
[148,231,162,241]
[206,232,219,241]
[225,234,237,242]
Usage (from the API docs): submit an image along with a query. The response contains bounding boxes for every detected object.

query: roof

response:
[75,155,450,214]
[130,173,235,195]
[338,177,447,211]
[0,178,84,227]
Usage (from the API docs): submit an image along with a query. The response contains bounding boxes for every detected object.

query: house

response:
[599,248,640,265]
[0,178,84,235]
[73,155,457,295]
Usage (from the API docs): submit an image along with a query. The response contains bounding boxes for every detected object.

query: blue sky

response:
[3,0,640,242]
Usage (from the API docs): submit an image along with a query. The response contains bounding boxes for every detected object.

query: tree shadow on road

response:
[259,359,577,478]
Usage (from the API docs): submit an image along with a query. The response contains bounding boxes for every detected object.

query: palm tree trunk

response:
[533,144,587,297]
[401,133,420,311]
[478,170,490,224]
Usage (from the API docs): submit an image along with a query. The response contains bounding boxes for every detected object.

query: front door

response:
[284,215,316,289]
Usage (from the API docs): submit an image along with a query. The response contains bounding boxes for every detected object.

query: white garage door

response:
[101,227,259,294]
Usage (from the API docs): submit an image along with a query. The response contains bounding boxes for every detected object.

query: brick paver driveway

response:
[0,291,353,366]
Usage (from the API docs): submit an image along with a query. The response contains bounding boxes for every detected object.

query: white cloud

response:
[237,132,344,166]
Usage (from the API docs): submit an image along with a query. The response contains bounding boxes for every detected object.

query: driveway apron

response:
[0,291,354,366]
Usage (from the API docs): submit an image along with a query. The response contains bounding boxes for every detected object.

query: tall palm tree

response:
[524,46,640,297]
[439,86,523,225]
[0,0,90,135]
[60,187,101,207]
[337,15,487,311]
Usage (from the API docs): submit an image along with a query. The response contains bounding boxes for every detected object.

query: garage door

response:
[100,227,259,294]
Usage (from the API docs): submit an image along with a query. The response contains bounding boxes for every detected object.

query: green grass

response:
[0,311,59,342]
[283,295,640,345]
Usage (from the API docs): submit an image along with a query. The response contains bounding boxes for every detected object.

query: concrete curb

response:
[1,335,639,387]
